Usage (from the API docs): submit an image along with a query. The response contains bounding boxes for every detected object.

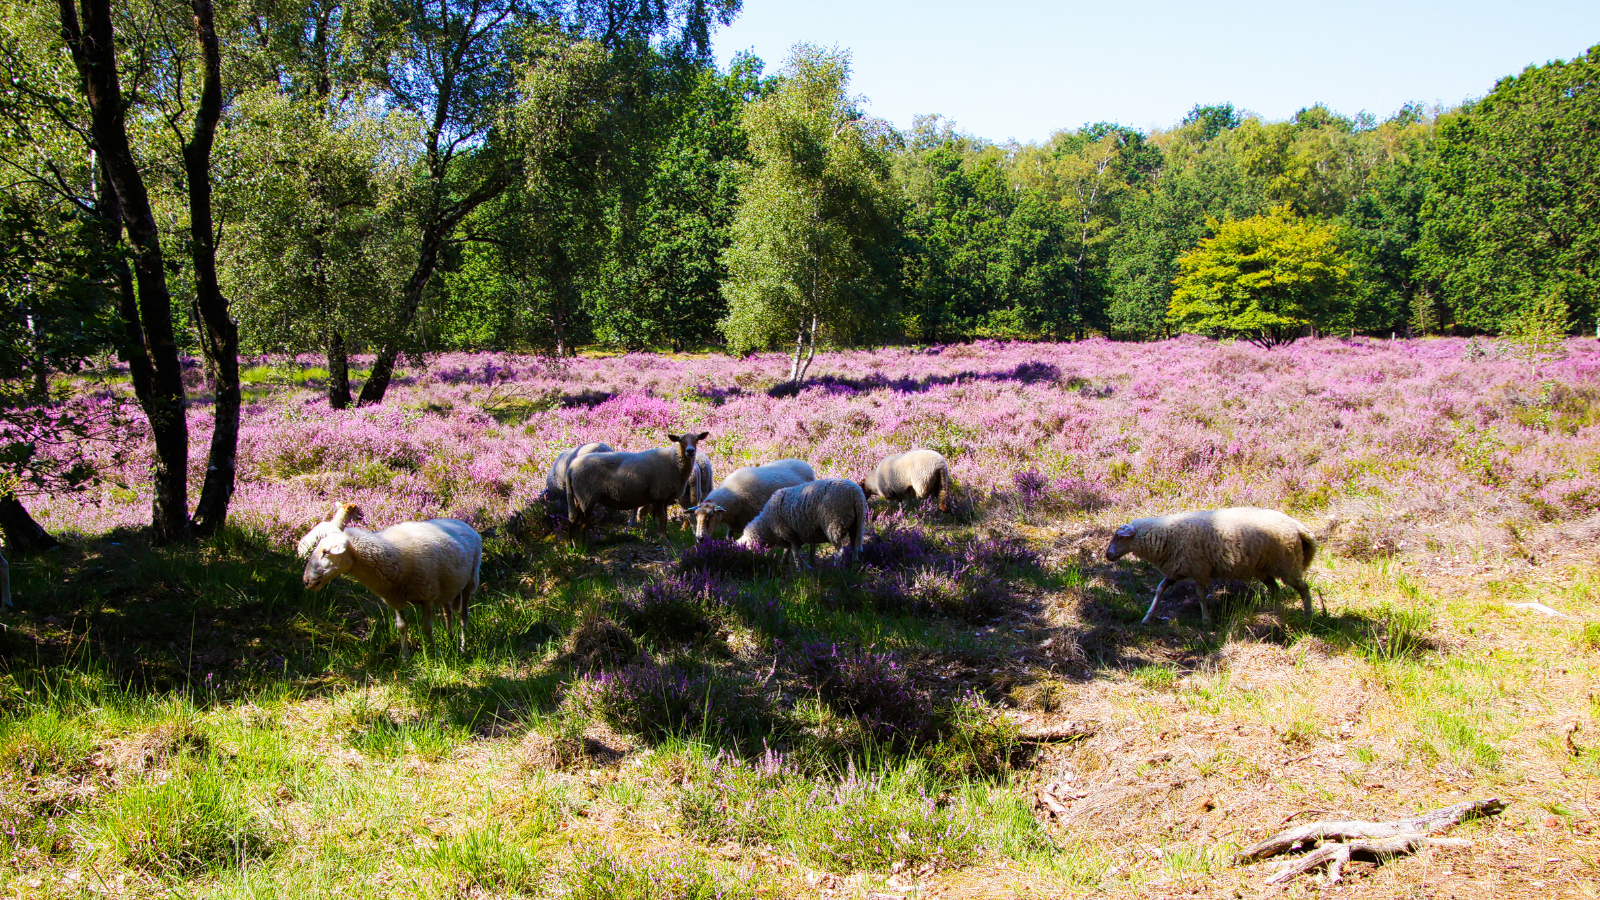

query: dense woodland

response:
[0,0,1598,538]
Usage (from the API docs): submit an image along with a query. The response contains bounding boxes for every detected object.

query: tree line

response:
[0,0,1596,541]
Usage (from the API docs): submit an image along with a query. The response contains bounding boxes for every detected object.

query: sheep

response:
[631,453,713,526]
[299,502,482,659]
[545,442,614,513]
[737,478,867,569]
[859,448,952,513]
[566,431,710,538]
[1104,507,1318,626]
[688,458,815,540]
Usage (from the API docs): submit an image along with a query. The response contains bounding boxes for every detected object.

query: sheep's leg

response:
[441,598,456,651]
[1140,578,1169,625]
[393,607,411,661]
[1289,577,1315,622]
[1195,576,1213,626]
[806,544,817,570]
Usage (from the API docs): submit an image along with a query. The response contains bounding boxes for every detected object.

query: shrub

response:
[794,643,934,745]
[561,612,640,672]
[578,659,772,751]
[857,526,945,571]
[925,692,1027,780]
[615,574,732,643]
[676,539,769,578]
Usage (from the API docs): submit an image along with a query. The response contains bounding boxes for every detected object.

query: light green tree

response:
[1169,208,1350,348]
[720,44,898,385]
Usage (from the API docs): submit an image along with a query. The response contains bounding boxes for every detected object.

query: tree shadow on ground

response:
[690,360,1074,404]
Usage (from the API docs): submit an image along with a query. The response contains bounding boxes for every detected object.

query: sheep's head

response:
[302,533,354,589]
[1105,522,1140,561]
[857,478,877,500]
[667,431,710,462]
[690,503,726,539]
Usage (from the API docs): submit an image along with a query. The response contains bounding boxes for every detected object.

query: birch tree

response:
[719,44,897,386]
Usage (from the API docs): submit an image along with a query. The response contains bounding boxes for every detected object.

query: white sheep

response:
[566,431,709,538]
[1104,507,1318,626]
[859,448,952,513]
[737,478,867,568]
[689,458,815,540]
[299,503,482,658]
[545,442,614,513]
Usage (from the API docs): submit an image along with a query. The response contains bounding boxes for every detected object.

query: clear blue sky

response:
[711,0,1600,144]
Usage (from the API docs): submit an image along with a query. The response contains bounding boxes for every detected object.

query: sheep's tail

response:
[936,460,951,512]
[1299,527,1318,568]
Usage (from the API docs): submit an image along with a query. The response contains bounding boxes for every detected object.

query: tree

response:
[720,45,899,384]
[355,0,741,404]
[1106,143,1266,339]
[1168,208,1350,348]
[1416,44,1600,335]
[226,0,406,407]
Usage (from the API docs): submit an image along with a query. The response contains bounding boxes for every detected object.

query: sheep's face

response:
[692,504,726,539]
[857,478,877,500]
[1105,523,1140,561]
[302,534,354,589]
[667,431,711,462]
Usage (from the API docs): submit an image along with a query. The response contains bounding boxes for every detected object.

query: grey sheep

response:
[690,458,815,540]
[1105,507,1318,626]
[545,442,614,513]
[737,478,866,568]
[632,453,713,526]
[299,502,482,658]
[860,448,951,513]
[567,431,709,538]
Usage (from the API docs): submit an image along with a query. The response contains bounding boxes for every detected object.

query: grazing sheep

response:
[545,442,615,513]
[299,503,482,659]
[689,458,815,540]
[566,431,710,538]
[1104,507,1318,626]
[737,478,867,569]
[859,448,951,513]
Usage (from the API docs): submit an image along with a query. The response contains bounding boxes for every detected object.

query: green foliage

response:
[720,44,900,380]
[1417,44,1600,334]
[99,758,279,876]
[1169,208,1352,347]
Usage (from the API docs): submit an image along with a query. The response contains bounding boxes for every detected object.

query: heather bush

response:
[676,539,770,579]
[794,643,934,745]
[614,574,734,643]
[33,338,1599,551]
[576,658,773,751]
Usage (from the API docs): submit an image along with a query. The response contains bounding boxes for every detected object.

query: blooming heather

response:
[30,338,1600,548]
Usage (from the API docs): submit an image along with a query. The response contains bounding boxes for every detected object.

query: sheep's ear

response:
[1114,524,1137,538]
[685,505,698,513]
[695,431,709,441]
[667,432,682,443]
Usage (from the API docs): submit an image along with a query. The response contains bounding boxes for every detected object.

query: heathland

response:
[4,336,1599,898]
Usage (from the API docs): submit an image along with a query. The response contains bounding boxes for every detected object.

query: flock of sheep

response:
[296,430,1320,656]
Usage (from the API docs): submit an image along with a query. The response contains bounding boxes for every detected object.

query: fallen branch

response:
[1235,797,1504,863]
[1264,835,1473,885]
[1236,797,1505,884]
